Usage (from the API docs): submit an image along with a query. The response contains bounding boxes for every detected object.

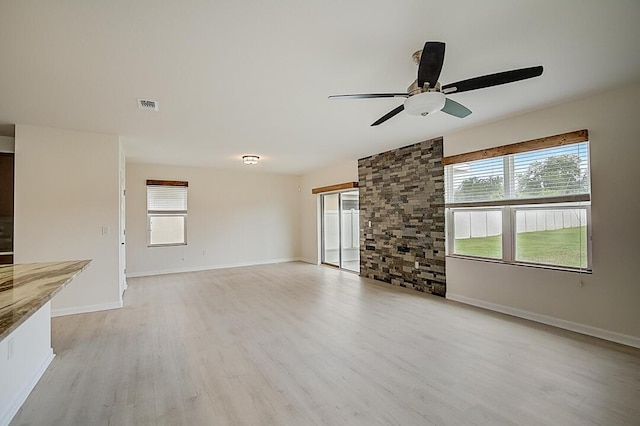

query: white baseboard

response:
[299,258,319,265]
[51,301,123,318]
[0,351,54,426]
[446,293,640,349]
[126,258,303,278]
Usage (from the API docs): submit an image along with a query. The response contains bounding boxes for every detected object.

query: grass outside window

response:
[454,225,588,269]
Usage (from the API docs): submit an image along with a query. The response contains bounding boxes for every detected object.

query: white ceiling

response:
[1,0,640,174]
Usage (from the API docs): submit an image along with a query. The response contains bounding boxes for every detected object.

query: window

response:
[444,130,591,271]
[146,180,188,246]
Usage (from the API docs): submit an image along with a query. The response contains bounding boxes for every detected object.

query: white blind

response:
[445,142,590,204]
[147,185,188,212]
[447,157,505,203]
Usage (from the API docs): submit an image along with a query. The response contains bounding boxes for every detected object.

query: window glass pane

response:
[445,141,590,204]
[515,208,588,268]
[446,158,504,203]
[340,191,360,273]
[149,215,185,245]
[514,143,590,198]
[453,210,502,259]
[322,194,340,266]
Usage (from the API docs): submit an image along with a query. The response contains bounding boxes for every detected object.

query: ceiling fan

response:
[329,41,543,126]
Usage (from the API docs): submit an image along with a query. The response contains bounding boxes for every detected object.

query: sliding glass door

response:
[340,191,360,272]
[321,190,360,272]
[322,193,340,267]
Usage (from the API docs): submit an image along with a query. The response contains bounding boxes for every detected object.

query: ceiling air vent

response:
[137,99,159,111]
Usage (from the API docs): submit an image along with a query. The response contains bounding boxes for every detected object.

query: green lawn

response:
[455,226,588,268]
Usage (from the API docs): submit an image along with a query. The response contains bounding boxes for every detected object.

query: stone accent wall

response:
[358,137,446,296]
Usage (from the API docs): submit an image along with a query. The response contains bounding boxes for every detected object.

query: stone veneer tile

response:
[358,137,446,296]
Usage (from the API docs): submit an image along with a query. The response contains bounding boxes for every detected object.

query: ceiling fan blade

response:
[441,98,472,118]
[417,41,445,89]
[329,93,409,99]
[371,105,404,126]
[442,65,543,94]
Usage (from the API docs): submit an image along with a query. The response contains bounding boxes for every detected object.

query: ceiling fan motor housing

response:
[404,91,446,116]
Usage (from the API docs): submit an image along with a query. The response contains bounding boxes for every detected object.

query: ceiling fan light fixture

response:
[404,91,446,116]
[242,155,260,165]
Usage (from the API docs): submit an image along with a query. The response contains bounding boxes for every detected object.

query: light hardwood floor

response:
[11,262,640,425]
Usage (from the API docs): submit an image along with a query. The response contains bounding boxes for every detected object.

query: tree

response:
[517,154,587,197]
[454,176,504,202]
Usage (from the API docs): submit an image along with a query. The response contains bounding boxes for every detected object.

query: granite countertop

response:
[0,260,91,341]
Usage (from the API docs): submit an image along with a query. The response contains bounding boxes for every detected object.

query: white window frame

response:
[146,180,188,247]
[444,131,592,272]
[446,203,592,271]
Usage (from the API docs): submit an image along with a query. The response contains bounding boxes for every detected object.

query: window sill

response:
[446,254,592,274]
[147,243,187,248]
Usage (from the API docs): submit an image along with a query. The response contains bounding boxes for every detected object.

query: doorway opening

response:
[321,190,360,273]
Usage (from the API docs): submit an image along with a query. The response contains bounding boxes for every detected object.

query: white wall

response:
[299,160,358,264]
[444,81,640,345]
[14,125,121,315]
[126,163,301,276]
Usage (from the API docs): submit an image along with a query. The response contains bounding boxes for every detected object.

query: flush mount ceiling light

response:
[403,91,446,116]
[242,155,260,165]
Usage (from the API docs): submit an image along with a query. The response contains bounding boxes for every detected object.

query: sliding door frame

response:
[320,189,359,272]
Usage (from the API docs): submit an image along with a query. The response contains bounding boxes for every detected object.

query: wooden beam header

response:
[146,179,189,187]
[311,182,358,195]
[442,129,588,166]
